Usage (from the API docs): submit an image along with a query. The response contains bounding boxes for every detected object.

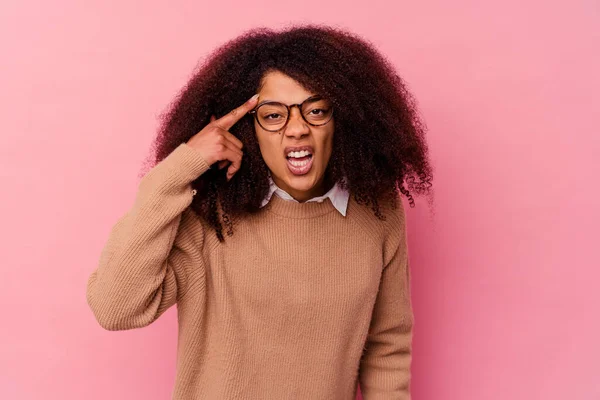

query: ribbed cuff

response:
[169,142,212,180]
[138,142,211,194]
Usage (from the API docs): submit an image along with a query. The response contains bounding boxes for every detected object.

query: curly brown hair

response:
[140,24,434,242]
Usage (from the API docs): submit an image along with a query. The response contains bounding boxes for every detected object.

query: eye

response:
[264,113,284,120]
[309,109,326,115]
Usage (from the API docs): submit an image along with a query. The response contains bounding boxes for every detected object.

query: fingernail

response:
[249,93,259,102]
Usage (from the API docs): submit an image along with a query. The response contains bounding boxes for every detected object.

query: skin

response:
[253,70,335,202]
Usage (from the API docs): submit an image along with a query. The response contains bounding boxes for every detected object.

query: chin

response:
[272,168,317,191]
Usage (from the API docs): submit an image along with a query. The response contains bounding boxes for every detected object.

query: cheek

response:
[319,130,335,163]
[262,146,281,166]
[255,135,283,169]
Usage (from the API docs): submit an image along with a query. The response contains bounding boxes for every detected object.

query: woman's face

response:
[253,70,335,202]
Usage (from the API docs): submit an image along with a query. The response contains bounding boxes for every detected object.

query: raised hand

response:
[186,94,259,181]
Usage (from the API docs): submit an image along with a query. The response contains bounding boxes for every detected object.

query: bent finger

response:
[226,157,242,181]
[219,136,243,159]
[218,159,230,169]
[221,130,244,150]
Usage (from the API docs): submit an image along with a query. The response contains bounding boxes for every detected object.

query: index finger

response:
[214,94,259,131]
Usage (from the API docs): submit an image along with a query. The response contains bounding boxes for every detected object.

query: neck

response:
[272,172,334,203]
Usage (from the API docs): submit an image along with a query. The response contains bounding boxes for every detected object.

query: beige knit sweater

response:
[86,142,414,399]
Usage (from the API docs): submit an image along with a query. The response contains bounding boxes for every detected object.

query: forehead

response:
[258,70,315,103]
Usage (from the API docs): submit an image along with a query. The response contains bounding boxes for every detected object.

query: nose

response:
[282,106,309,138]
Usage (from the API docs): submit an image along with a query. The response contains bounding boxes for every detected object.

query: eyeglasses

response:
[248,95,334,132]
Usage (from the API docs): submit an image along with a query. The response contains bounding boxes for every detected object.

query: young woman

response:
[86,24,433,400]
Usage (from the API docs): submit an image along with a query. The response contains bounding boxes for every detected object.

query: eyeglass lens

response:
[255,97,333,131]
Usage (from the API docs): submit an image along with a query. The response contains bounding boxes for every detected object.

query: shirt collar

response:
[260,174,350,217]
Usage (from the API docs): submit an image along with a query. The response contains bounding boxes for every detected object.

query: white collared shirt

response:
[260,175,350,216]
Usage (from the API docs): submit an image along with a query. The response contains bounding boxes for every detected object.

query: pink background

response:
[1,1,598,399]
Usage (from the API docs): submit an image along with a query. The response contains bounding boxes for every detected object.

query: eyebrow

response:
[257,95,322,107]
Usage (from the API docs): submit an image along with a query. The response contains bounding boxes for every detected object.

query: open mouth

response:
[286,151,314,175]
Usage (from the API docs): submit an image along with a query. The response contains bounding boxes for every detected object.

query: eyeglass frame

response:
[247,95,334,132]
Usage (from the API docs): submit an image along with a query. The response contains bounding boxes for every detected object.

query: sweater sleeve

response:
[86,142,211,331]
[358,199,414,399]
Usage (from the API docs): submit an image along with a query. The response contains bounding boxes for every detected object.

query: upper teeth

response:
[287,150,311,158]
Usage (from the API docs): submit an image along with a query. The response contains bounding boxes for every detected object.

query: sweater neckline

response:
[263,191,338,219]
